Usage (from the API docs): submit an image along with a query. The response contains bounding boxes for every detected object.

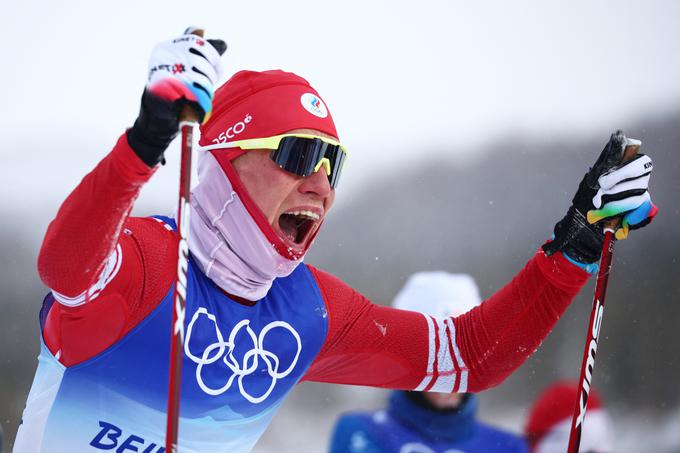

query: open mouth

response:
[277,210,320,247]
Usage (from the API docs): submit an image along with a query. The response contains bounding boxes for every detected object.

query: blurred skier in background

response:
[15,26,656,452]
[330,272,528,453]
[525,381,614,453]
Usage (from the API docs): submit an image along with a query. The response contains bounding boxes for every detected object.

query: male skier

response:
[15,29,656,453]
[330,272,528,452]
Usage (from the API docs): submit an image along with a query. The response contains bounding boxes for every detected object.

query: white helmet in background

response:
[393,272,482,317]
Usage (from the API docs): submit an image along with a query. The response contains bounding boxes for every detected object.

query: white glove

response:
[146,27,226,120]
[128,28,227,167]
[588,152,656,240]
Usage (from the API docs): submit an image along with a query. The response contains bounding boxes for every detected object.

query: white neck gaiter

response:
[188,152,303,301]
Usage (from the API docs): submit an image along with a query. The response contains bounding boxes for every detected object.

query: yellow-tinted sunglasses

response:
[200,133,348,188]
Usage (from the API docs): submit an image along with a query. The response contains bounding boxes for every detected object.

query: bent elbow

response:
[465,365,515,393]
[37,231,93,297]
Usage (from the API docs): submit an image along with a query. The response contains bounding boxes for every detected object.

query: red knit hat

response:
[199,69,339,150]
[525,380,604,451]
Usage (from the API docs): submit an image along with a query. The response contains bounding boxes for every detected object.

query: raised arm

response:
[37,29,225,301]
[304,250,587,392]
[36,30,225,366]
[37,136,155,299]
[304,131,657,392]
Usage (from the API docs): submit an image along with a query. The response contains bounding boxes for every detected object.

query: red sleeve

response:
[304,266,429,389]
[304,249,589,393]
[38,133,176,366]
[37,133,156,297]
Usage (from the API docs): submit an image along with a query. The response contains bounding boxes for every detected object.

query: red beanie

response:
[199,69,339,149]
[525,380,603,450]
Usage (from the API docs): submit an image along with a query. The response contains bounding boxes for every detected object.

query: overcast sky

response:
[2,0,679,224]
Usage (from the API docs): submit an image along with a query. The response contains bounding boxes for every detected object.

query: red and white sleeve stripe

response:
[414,315,468,393]
[51,244,123,306]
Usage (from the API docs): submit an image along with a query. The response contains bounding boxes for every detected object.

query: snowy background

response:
[1,1,680,452]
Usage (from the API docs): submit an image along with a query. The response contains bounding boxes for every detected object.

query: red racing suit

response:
[19,133,589,452]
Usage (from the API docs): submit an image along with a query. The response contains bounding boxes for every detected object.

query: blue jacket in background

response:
[330,391,528,453]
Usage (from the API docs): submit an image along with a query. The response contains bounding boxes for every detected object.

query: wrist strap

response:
[127,91,180,167]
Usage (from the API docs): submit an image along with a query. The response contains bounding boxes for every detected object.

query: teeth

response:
[287,210,320,221]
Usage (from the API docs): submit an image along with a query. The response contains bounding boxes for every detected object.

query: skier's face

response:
[423,392,464,409]
[232,129,336,253]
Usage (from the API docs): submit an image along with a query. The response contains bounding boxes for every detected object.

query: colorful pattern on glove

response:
[147,77,212,121]
[586,195,650,224]
[615,200,658,240]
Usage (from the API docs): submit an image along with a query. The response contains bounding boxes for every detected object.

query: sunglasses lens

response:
[326,145,346,188]
[271,137,346,188]
[274,137,325,176]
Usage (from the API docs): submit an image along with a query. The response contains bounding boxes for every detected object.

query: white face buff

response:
[189,152,303,301]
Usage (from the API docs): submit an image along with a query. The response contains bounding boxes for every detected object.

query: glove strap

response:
[127,91,180,167]
[542,207,603,264]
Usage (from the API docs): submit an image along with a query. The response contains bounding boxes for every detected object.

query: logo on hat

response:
[211,114,253,144]
[300,93,328,118]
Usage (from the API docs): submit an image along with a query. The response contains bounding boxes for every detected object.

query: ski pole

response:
[566,139,641,453]
[165,28,204,453]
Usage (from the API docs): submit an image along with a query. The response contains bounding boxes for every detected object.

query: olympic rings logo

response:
[184,307,302,404]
